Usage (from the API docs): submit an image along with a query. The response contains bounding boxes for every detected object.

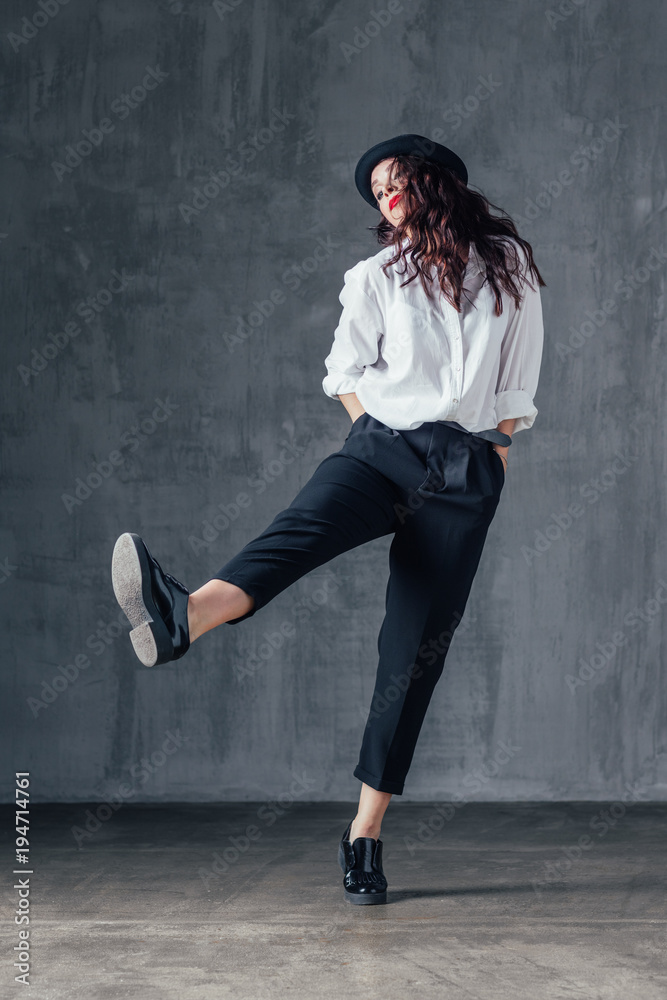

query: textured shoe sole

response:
[111,532,172,667]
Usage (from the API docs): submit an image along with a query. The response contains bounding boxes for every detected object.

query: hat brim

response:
[354,133,468,210]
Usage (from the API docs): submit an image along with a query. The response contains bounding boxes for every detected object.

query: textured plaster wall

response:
[2,0,666,802]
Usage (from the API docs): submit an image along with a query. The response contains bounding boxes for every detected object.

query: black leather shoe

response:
[338,820,388,904]
[111,532,190,667]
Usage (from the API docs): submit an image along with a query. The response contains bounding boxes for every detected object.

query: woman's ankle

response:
[349,817,382,841]
[187,597,201,643]
[187,581,254,642]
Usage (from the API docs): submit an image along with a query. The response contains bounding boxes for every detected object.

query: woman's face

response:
[370,158,407,226]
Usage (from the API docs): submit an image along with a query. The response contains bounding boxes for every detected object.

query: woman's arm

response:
[322,271,383,404]
[493,417,516,469]
[338,392,366,423]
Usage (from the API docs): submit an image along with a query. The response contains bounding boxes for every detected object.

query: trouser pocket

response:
[341,414,431,494]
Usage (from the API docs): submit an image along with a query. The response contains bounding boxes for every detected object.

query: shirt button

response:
[453,398,458,403]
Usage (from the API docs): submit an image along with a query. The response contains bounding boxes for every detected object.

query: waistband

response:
[437,420,512,447]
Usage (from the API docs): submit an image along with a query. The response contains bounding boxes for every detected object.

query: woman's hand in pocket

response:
[493,447,508,478]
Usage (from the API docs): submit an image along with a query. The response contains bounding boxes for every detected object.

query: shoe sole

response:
[111,532,173,668]
[342,888,387,904]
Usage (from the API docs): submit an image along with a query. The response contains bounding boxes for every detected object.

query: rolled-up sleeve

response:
[495,259,545,434]
[322,270,384,400]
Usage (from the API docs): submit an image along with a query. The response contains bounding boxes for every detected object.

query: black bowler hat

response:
[354,133,468,210]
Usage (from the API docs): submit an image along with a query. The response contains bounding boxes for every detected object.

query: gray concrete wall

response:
[2,0,665,803]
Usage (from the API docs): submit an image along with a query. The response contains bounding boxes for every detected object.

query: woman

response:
[111,133,545,906]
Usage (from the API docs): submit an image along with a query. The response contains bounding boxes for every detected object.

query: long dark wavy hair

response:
[369,154,546,316]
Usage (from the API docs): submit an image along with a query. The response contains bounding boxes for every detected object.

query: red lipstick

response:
[388,193,402,211]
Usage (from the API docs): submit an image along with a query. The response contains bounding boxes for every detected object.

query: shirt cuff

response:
[322,373,363,399]
[495,389,538,433]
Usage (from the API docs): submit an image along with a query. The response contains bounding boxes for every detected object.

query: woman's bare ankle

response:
[349,817,382,842]
[187,597,204,643]
[187,580,254,642]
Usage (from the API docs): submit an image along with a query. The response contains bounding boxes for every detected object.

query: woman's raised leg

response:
[201,449,404,629]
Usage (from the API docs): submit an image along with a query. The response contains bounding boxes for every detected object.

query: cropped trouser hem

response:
[353,763,406,796]
[212,573,262,624]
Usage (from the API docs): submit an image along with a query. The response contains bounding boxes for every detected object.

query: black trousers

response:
[213,413,508,796]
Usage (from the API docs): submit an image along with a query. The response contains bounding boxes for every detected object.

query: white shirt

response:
[322,238,544,433]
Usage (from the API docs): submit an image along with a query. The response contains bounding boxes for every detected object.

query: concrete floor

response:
[3,801,667,999]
